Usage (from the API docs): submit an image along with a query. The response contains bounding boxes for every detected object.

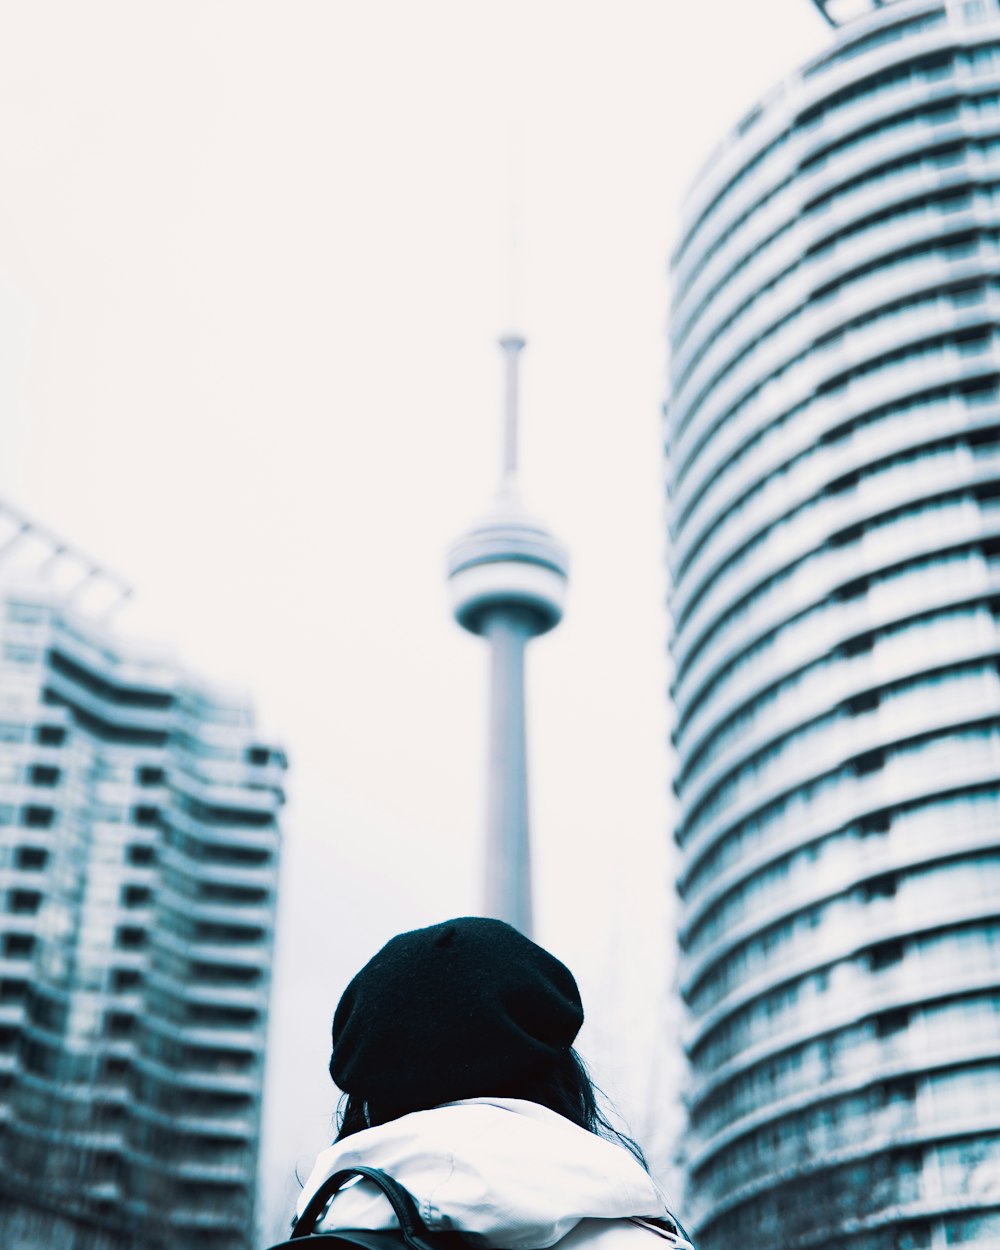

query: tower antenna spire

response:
[499,333,525,486]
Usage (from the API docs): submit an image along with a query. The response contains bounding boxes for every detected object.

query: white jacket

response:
[295,1098,692,1250]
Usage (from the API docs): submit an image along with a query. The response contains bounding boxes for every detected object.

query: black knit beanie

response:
[329,917,584,1119]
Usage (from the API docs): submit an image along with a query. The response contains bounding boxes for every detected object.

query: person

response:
[292,916,692,1250]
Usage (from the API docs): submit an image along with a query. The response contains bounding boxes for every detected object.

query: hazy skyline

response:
[0,1,831,1238]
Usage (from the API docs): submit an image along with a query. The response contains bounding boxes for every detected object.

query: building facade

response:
[0,509,285,1250]
[668,2,1000,1246]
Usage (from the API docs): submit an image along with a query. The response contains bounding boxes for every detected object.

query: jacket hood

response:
[296,1098,666,1249]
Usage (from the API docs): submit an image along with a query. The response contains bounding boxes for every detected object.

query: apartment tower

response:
[0,502,285,1250]
[668,2,1000,1246]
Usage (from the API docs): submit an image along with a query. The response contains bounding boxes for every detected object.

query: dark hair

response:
[334,1046,647,1169]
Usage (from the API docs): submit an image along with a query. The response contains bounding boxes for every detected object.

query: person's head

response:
[328,916,645,1165]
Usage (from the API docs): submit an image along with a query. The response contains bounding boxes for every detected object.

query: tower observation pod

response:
[446,336,568,937]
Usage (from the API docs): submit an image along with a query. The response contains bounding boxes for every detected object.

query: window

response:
[115,926,146,952]
[28,765,59,787]
[846,690,879,716]
[3,934,35,959]
[104,1012,135,1039]
[8,890,41,915]
[199,882,269,906]
[853,750,885,777]
[0,979,27,1003]
[860,810,890,840]
[22,806,54,829]
[187,1003,259,1029]
[14,847,47,870]
[192,962,261,986]
[869,940,904,971]
[111,968,142,993]
[875,1008,909,1038]
[194,921,266,945]
[201,844,271,867]
[121,885,151,909]
[862,873,897,901]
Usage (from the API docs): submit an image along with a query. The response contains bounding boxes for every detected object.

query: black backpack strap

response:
[627,1216,695,1250]
[292,1167,433,1248]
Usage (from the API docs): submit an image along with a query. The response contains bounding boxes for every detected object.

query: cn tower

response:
[447,336,568,937]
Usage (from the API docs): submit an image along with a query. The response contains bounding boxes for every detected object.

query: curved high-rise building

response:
[668,2,1000,1247]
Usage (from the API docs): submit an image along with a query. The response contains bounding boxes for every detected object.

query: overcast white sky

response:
[0,0,832,1238]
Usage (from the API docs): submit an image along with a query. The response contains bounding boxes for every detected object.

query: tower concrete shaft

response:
[483,608,535,934]
[447,337,568,937]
